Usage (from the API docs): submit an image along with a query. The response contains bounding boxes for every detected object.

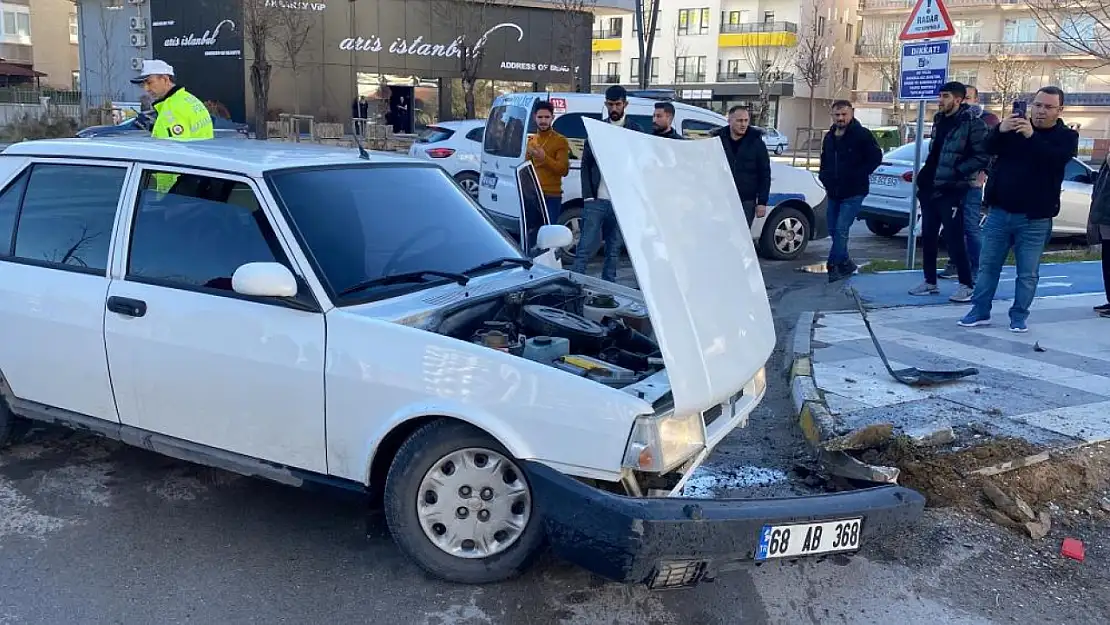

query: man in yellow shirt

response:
[526,101,570,223]
[131,59,215,192]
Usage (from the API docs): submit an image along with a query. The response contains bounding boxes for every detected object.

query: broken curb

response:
[791,311,900,484]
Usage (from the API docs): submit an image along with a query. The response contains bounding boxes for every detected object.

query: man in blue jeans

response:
[572,85,644,282]
[817,100,883,283]
[959,86,1079,332]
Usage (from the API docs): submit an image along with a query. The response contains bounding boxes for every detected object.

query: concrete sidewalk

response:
[812,293,1110,451]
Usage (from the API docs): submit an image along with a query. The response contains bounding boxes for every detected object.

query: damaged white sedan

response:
[0,131,923,589]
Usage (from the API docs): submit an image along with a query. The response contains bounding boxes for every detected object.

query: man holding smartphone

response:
[908,82,990,302]
[958,87,1079,332]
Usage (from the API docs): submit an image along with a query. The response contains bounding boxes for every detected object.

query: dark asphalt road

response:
[2,227,1106,625]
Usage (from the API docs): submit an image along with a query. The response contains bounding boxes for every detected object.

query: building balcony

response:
[718,21,799,47]
[716,71,795,83]
[854,90,1110,106]
[858,0,1022,12]
[674,72,707,83]
[592,28,623,39]
[856,41,1083,59]
[591,29,622,52]
[591,73,622,84]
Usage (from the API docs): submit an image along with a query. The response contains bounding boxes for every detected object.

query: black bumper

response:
[856,205,911,227]
[523,461,925,588]
[811,196,830,240]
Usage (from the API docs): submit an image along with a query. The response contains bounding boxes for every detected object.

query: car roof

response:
[430,119,484,129]
[511,92,724,118]
[2,136,421,176]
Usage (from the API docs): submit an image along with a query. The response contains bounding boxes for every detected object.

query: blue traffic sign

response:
[899,40,950,101]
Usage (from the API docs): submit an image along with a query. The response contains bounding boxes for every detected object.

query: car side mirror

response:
[232,262,298,298]
[535,224,573,251]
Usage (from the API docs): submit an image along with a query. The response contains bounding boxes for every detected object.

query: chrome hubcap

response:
[774,217,805,253]
[416,448,531,559]
[565,216,583,252]
[459,178,479,198]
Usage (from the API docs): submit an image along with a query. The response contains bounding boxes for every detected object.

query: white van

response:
[478,92,828,260]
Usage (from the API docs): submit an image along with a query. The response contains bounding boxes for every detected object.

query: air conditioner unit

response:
[129,32,146,47]
[130,57,144,71]
[129,16,146,31]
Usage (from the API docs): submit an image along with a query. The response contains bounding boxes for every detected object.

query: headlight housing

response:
[622,410,706,474]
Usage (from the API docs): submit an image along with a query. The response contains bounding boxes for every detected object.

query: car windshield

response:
[267,164,523,303]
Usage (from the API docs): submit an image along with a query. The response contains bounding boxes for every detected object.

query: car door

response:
[103,165,328,473]
[0,158,128,424]
[478,93,543,221]
[1057,158,1094,234]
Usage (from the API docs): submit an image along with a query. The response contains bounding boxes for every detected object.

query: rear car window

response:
[10,164,126,274]
[484,104,529,158]
[416,126,455,144]
[681,118,721,139]
[465,127,484,142]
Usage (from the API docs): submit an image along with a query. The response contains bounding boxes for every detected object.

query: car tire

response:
[0,394,15,448]
[865,219,904,238]
[383,419,545,585]
[455,172,480,200]
[556,205,592,261]
[759,206,810,261]
[774,144,784,155]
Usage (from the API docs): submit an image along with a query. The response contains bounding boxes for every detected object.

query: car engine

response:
[433,279,663,388]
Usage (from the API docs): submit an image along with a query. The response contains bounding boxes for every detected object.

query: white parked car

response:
[758,126,789,155]
[0,136,921,588]
[860,140,1095,238]
[478,93,829,261]
[408,120,485,198]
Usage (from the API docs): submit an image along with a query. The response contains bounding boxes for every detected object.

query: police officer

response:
[131,60,214,191]
[131,60,214,141]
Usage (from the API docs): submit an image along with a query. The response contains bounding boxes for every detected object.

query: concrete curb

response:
[790,311,900,484]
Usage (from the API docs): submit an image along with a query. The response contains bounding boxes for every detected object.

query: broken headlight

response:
[621,410,706,474]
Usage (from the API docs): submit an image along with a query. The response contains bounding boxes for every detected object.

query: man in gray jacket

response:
[572,85,644,282]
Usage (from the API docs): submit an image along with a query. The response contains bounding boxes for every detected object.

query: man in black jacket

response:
[818,100,883,282]
[959,86,1079,332]
[1088,157,1110,317]
[650,101,684,139]
[908,82,990,302]
[714,106,770,228]
[572,85,644,282]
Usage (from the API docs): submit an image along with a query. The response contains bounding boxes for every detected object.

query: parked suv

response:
[478,93,828,261]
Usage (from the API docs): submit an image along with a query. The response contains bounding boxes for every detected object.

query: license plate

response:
[870,175,897,187]
[481,172,498,189]
[756,518,862,560]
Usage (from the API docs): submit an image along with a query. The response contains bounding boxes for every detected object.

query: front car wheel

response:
[759,206,810,260]
[383,420,545,584]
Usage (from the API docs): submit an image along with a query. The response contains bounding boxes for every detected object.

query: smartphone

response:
[1012,100,1028,118]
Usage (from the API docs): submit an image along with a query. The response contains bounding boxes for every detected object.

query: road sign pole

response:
[906,102,925,269]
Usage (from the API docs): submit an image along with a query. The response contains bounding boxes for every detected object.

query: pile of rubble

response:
[982,482,1053,540]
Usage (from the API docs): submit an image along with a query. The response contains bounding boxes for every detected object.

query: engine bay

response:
[433,279,663,388]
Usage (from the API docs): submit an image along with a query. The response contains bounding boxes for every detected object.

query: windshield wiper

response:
[338,270,469,298]
[459,257,533,276]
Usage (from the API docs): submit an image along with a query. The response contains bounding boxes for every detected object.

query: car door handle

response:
[106,296,147,318]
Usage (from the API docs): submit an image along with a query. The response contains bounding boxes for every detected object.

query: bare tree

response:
[243,0,281,139]
[1027,0,1110,65]
[82,1,123,110]
[433,0,520,119]
[668,22,690,83]
[794,0,835,158]
[273,7,316,115]
[740,45,795,126]
[551,0,596,91]
[987,52,1038,113]
[857,22,904,125]
[633,0,662,89]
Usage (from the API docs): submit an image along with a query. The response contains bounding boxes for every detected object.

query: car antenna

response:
[352,131,370,160]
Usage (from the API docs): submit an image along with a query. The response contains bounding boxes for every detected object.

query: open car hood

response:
[583,118,776,417]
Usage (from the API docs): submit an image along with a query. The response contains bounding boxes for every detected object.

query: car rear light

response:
[901,171,914,182]
[426,147,455,158]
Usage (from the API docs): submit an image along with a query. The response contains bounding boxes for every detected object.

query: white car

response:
[478,93,829,261]
[860,140,1095,237]
[758,127,789,155]
[0,135,921,588]
[409,120,485,198]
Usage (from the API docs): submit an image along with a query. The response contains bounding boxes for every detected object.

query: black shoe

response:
[1100,309,1110,318]
[840,260,859,276]
[938,265,958,280]
[1095,302,1110,313]
[828,264,847,283]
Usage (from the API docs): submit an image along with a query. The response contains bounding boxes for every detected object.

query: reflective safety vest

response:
[150,85,215,192]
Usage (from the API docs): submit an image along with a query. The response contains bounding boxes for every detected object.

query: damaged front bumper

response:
[523,460,925,589]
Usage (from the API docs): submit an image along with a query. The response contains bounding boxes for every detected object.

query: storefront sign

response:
[340,22,523,58]
[158,19,242,57]
[266,0,328,10]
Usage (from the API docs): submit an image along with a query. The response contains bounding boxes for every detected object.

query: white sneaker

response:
[908,282,939,296]
[949,284,974,303]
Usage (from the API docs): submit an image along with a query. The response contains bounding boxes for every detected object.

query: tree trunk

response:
[464,77,477,119]
[806,85,817,165]
[291,68,300,116]
[251,58,271,140]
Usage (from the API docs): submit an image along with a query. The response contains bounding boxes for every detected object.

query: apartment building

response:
[854,0,1110,138]
[0,0,80,90]
[591,0,857,141]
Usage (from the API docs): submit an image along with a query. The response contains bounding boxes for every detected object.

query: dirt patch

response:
[859,437,1110,519]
